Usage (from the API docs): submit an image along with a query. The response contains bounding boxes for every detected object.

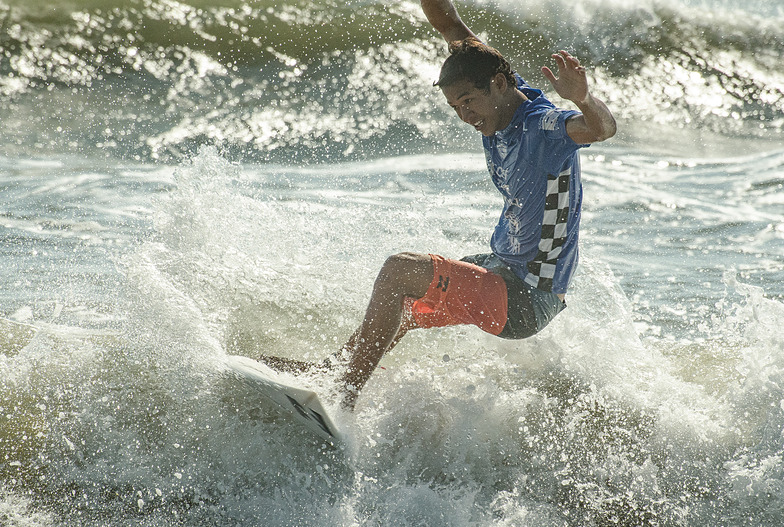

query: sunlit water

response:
[1,0,783,525]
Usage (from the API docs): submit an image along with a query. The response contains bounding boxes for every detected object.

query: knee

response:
[375,252,432,293]
[379,252,427,278]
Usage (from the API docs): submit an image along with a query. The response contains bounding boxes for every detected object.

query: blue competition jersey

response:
[483,75,587,294]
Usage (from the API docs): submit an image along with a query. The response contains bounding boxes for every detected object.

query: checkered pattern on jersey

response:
[526,168,571,291]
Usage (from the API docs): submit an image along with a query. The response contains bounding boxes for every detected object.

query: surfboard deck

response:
[225,354,342,445]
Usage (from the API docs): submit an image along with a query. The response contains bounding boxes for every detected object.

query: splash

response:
[1,0,781,161]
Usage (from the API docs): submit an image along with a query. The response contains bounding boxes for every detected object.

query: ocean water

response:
[1,0,783,525]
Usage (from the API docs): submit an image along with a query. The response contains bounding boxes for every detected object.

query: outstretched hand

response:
[541,50,590,105]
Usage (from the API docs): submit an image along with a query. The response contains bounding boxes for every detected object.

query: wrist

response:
[572,91,594,108]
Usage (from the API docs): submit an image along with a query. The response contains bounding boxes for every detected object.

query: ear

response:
[492,72,509,94]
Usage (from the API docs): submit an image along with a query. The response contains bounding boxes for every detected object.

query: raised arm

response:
[542,50,617,144]
[420,0,476,43]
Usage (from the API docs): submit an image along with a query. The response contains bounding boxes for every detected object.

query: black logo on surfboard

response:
[285,395,335,438]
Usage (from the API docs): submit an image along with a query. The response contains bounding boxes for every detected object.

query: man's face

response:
[440,78,504,137]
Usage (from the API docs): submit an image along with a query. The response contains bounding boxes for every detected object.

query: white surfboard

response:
[225,354,342,445]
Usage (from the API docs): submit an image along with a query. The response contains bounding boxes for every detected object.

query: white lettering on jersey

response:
[540,110,559,132]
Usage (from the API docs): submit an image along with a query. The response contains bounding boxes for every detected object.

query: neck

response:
[496,89,527,132]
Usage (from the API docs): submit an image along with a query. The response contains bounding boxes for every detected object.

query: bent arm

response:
[420,0,476,42]
[567,95,617,144]
[542,50,617,144]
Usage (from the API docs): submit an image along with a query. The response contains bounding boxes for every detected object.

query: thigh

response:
[406,255,508,336]
[460,253,542,340]
[375,252,434,300]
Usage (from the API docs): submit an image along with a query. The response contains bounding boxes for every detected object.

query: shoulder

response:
[524,101,582,145]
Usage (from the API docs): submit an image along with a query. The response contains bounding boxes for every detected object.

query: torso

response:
[483,75,587,296]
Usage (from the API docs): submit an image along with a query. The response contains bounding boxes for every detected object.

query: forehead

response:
[440,80,486,105]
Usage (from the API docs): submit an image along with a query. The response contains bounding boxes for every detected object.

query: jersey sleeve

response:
[536,107,584,145]
[514,73,587,150]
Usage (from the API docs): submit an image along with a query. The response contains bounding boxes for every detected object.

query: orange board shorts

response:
[404,254,508,336]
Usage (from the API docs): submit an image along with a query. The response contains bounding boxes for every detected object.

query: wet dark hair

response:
[434,37,516,92]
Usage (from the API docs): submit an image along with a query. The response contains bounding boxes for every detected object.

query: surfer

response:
[337,0,616,410]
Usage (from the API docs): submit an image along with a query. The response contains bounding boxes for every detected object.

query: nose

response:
[457,105,474,124]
